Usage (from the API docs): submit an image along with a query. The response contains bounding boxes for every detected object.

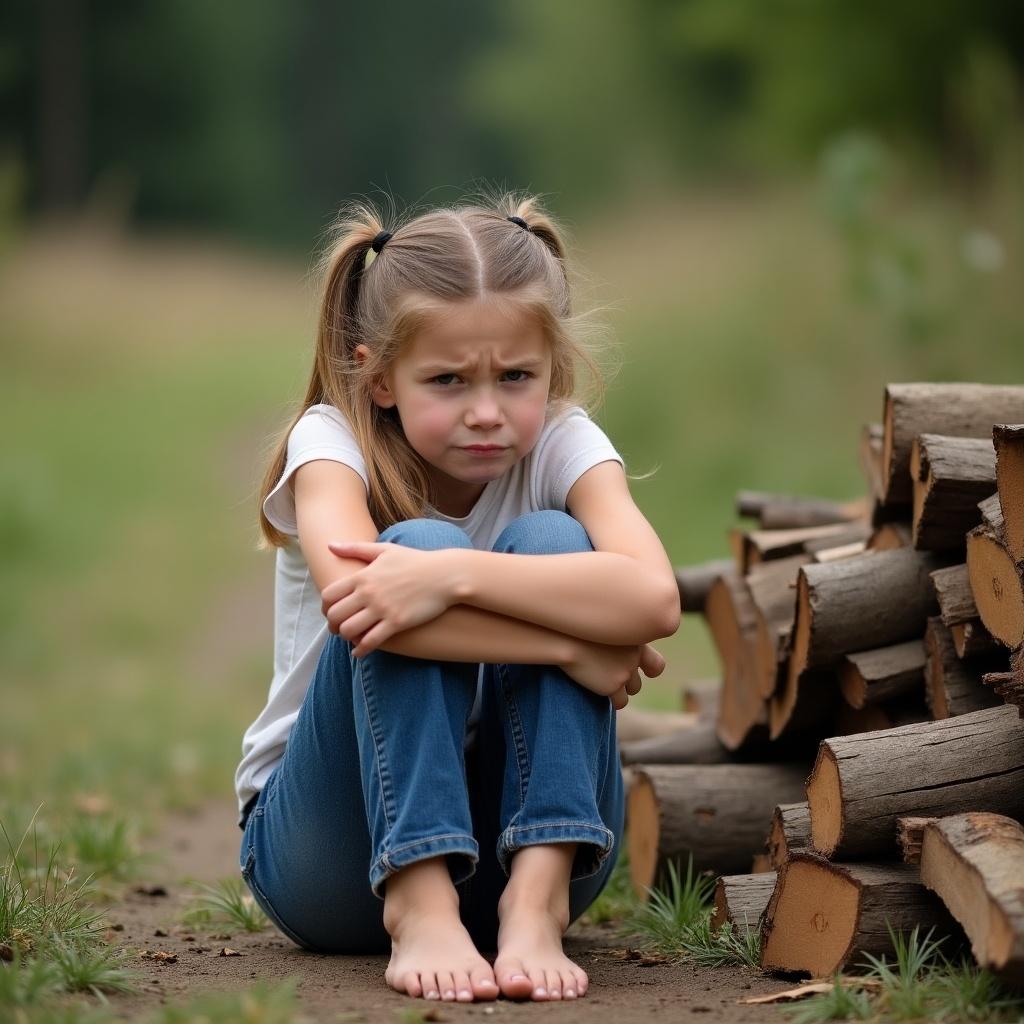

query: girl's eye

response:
[429,370,533,385]
[503,369,532,383]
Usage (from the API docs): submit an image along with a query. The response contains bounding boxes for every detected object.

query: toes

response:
[544,969,562,999]
[469,965,499,1001]
[573,967,589,996]
[494,959,533,1000]
[529,968,548,1000]
[453,970,474,1002]
[403,972,423,998]
[421,972,440,1000]
[560,969,577,999]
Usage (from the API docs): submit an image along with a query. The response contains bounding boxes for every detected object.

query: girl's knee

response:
[377,517,473,551]
[492,509,593,555]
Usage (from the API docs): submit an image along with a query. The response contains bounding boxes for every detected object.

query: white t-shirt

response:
[234,401,625,826]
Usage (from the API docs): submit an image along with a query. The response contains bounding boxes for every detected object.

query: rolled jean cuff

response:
[496,822,615,881]
[369,834,480,900]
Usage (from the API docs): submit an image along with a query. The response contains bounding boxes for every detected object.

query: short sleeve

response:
[533,406,625,511]
[262,404,369,536]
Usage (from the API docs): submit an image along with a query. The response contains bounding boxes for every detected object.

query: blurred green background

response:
[1,1,1023,833]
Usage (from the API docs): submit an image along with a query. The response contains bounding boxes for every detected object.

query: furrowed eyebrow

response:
[419,356,546,373]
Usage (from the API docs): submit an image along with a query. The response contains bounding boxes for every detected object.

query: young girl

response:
[235,192,680,1004]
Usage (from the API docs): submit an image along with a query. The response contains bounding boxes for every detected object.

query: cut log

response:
[979,492,1004,534]
[626,763,808,896]
[733,522,871,574]
[910,434,996,550]
[967,522,1024,648]
[840,640,925,709]
[930,563,978,626]
[736,491,868,530]
[831,696,930,735]
[896,816,939,865]
[951,618,1002,658]
[746,553,809,699]
[712,872,777,933]
[766,802,812,870]
[771,548,948,738]
[805,705,1024,859]
[920,812,1024,985]
[619,719,813,766]
[760,852,964,977]
[924,617,1005,719]
[994,424,1024,566]
[615,706,698,744]
[704,571,765,750]
[881,383,1024,505]
[676,558,734,614]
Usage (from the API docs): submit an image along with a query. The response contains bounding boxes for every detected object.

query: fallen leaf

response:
[607,948,673,966]
[210,932,233,940]
[739,978,883,1004]
[218,947,242,957]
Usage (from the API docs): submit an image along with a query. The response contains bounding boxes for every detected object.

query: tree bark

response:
[712,872,777,933]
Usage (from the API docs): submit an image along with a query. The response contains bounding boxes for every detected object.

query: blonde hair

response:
[256,188,622,549]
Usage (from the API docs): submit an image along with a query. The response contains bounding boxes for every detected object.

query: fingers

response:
[351,621,393,658]
[610,685,629,711]
[639,643,667,678]
[625,669,643,696]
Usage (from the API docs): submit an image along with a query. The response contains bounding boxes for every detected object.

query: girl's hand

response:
[321,542,458,656]
[562,640,666,708]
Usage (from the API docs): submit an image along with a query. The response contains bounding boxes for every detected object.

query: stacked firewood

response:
[623,383,1024,987]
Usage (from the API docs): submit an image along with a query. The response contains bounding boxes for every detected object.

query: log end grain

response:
[626,770,660,901]
[806,744,842,858]
[967,529,1024,648]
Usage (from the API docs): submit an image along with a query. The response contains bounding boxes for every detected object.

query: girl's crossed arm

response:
[326,461,681,651]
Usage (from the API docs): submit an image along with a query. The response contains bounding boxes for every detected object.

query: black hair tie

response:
[507,216,531,232]
[370,230,392,253]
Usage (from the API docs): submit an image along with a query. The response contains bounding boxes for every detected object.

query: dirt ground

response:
[94,797,805,1023]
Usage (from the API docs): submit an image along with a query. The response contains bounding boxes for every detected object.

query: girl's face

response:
[358,298,553,514]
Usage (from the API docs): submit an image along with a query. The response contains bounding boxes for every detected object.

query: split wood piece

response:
[924,617,1005,719]
[711,872,777,933]
[967,522,1024,648]
[952,618,1001,658]
[615,706,698,744]
[931,564,978,627]
[766,802,812,870]
[982,671,1024,717]
[831,695,931,736]
[994,424,1024,566]
[626,763,808,896]
[771,548,948,739]
[881,383,1024,506]
[806,704,1024,859]
[732,522,870,575]
[760,852,964,977]
[860,422,885,499]
[920,812,1024,985]
[979,492,1004,534]
[746,553,810,700]
[868,521,913,550]
[736,490,870,530]
[675,558,734,614]
[840,640,925,709]
[910,434,996,550]
[897,816,939,865]
[704,570,765,750]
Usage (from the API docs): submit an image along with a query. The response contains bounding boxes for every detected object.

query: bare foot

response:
[492,845,589,1001]
[383,858,499,1003]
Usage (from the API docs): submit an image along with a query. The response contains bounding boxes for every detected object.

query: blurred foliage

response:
[0,1,1021,248]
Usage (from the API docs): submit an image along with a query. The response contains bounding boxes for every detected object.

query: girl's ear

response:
[355,344,397,409]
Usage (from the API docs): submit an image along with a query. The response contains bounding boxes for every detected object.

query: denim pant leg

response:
[459,510,625,951]
[239,518,481,953]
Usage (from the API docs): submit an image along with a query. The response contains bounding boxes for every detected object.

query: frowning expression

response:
[359,297,553,510]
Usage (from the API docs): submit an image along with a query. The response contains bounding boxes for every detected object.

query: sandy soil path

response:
[96,796,797,1022]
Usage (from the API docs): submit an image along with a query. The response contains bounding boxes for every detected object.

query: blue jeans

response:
[239,510,625,954]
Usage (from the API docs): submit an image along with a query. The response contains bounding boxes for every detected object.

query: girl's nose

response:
[466,394,502,427]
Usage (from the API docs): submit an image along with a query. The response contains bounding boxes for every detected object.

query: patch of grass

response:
[783,921,1024,1023]
[0,942,65,1009]
[64,815,153,885]
[38,934,142,1002]
[180,876,268,932]
[622,854,759,968]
